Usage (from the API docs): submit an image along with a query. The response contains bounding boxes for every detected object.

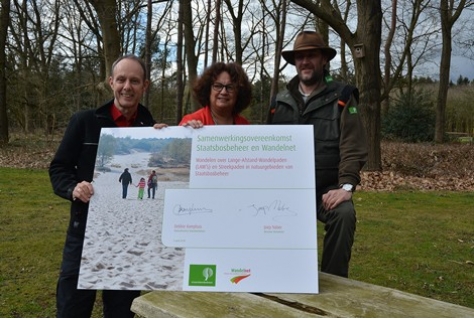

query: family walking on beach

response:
[118,168,158,200]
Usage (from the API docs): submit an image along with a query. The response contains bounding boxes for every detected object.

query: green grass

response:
[1,168,473,317]
[347,191,474,308]
[0,168,67,317]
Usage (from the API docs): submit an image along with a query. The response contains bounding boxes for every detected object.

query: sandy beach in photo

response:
[78,151,189,291]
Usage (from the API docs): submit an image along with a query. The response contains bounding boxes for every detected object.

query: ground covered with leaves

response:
[360,141,474,192]
[1,134,473,192]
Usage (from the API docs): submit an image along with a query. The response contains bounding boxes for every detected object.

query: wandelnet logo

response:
[188,264,217,286]
[229,268,251,284]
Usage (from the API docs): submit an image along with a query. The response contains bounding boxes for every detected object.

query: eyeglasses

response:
[212,83,236,93]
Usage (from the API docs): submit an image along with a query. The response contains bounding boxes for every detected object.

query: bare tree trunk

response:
[355,1,383,171]
[176,1,184,124]
[19,0,30,133]
[0,0,10,144]
[182,0,198,110]
[204,0,211,68]
[87,0,121,91]
[436,24,451,143]
[160,31,171,123]
[382,0,397,116]
[212,0,221,64]
[144,0,152,108]
[269,0,287,105]
[333,0,352,81]
[316,0,329,54]
[260,29,266,123]
[223,0,244,64]
[435,0,466,143]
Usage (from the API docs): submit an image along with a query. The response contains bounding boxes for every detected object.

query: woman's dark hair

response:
[193,62,252,114]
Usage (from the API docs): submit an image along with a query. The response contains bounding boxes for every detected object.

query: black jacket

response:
[119,171,132,185]
[49,100,155,237]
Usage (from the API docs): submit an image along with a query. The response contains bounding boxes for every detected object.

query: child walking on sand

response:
[136,177,146,200]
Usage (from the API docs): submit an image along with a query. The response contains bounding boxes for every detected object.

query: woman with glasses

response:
[179,62,252,126]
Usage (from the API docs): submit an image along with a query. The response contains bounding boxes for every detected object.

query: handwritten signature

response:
[173,204,213,216]
[238,200,297,221]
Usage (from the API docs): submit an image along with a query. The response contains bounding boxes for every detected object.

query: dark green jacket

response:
[267,76,367,195]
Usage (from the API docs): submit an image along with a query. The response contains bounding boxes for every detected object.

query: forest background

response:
[0,0,473,171]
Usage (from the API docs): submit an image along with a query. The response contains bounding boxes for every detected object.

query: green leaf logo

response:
[189,264,217,286]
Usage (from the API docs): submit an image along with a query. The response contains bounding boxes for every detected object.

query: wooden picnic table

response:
[131,272,474,317]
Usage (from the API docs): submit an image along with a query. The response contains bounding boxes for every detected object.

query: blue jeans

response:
[56,233,140,317]
[121,183,129,199]
[147,183,156,198]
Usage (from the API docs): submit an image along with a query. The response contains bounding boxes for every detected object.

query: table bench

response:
[131,272,474,317]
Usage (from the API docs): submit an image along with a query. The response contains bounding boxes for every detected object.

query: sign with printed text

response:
[79,125,318,293]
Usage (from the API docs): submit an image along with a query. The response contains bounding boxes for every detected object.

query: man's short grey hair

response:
[110,55,147,80]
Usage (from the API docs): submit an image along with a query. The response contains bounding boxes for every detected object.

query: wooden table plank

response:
[131,291,322,318]
[269,272,474,318]
[131,272,474,318]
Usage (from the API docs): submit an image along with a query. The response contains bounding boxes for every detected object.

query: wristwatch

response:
[340,183,355,192]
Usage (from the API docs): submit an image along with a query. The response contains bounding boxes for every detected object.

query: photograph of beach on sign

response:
[78,127,192,291]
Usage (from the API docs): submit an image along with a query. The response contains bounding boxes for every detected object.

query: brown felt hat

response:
[282,31,337,65]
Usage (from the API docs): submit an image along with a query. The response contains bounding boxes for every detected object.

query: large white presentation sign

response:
[78,125,318,293]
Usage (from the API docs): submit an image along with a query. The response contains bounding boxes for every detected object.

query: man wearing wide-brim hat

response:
[267,30,368,278]
[281,31,337,65]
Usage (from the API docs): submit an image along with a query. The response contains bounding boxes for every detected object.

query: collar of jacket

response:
[280,79,346,118]
[94,99,155,127]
